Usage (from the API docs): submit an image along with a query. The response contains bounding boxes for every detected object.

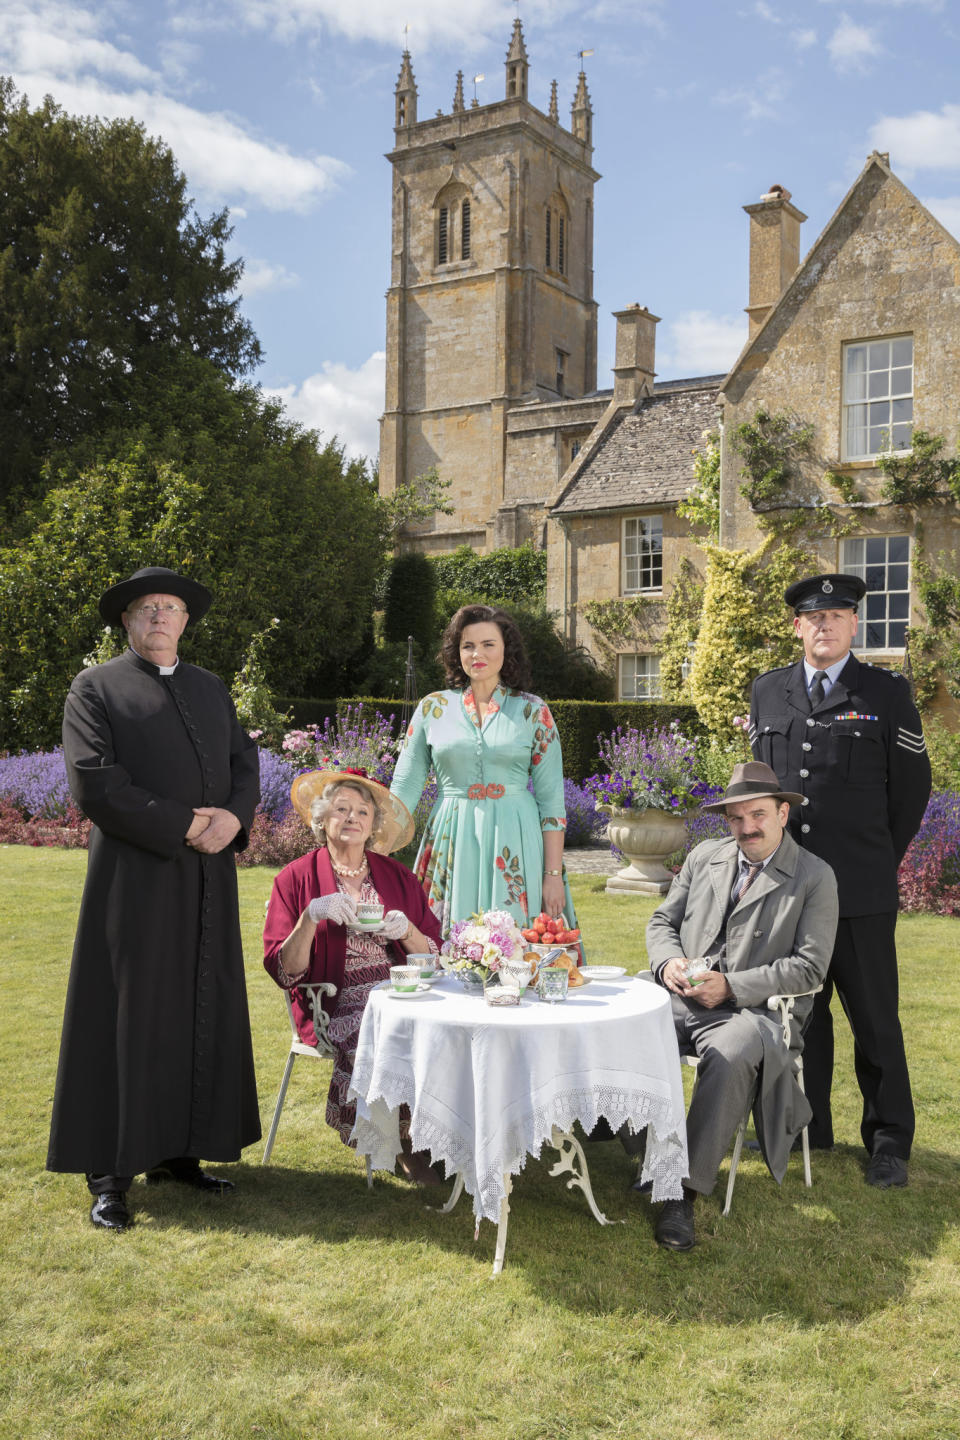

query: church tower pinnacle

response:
[505,18,529,101]
[394,50,417,129]
[380,20,599,552]
[571,68,592,146]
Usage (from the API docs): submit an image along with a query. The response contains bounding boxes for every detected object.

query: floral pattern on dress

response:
[463,688,501,730]
[390,686,578,937]
[494,845,528,916]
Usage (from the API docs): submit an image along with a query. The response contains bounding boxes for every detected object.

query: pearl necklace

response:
[330,854,368,879]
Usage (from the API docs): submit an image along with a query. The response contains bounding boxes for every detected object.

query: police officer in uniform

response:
[749,574,930,1188]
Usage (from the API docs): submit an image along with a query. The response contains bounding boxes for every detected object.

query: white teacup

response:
[355,902,385,929]
[389,965,421,993]
[407,953,438,980]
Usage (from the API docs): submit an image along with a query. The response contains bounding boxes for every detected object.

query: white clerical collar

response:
[131,646,179,676]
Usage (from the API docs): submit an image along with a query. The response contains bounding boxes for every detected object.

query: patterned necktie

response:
[809,669,828,709]
[734,861,763,904]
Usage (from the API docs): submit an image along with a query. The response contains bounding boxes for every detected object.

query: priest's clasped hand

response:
[186,807,243,854]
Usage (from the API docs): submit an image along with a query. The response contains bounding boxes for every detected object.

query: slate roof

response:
[551,377,722,516]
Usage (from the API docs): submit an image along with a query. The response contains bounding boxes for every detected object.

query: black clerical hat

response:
[99,567,213,626]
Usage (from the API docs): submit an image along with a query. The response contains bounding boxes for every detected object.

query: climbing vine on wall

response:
[677,430,721,542]
[688,540,814,742]
[732,408,815,513]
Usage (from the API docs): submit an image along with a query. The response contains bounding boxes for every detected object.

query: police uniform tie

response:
[809,669,828,709]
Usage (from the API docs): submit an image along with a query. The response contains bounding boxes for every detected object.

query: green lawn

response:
[1,847,958,1440]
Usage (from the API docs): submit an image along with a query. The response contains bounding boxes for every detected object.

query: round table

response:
[348,973,688,1274]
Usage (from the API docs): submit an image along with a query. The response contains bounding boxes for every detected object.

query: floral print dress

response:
[389,686,577,936]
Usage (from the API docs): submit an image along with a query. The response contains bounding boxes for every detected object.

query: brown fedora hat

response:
[700,761,804,813]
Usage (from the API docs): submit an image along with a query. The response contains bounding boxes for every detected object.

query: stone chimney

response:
[743,184,806,340]
[612,305,659,404]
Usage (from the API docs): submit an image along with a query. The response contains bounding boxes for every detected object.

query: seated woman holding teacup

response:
[263,767,443,1185]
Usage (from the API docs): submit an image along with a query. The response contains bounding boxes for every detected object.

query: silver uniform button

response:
[799,768,809,778]
[802,742,812,752]
[806,717,816,728]
[801,796,810,805]
[801,823,811,833]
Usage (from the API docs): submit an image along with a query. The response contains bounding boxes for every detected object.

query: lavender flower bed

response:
[0,748,71,818]
[281,703,397,785]
[257,747,297,822]
[562,778,608,847]
[899,790,960,915]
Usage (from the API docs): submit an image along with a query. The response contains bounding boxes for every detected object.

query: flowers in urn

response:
[585,723,717,815]
[440,909,528,986]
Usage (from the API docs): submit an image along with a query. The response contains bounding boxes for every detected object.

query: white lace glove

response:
[379,909,411,941]
[307,893,358,927]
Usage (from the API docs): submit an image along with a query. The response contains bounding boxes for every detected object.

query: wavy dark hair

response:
[440,605,531,691]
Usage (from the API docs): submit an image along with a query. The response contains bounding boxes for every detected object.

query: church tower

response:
[379,20,599,552]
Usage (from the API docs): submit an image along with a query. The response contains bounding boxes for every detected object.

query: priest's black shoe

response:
[145,1160,235,1193]
[654,1195,695,1251]
[90,1191,131,1231]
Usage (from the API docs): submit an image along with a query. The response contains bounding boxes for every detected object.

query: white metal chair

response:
[261,980,337,1162]
[678,986,822,1216]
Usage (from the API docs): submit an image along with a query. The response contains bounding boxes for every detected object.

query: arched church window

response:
[545,195,569,277]
[434,183,475,267]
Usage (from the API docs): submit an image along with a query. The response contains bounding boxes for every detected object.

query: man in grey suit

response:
[646,762,838,1251]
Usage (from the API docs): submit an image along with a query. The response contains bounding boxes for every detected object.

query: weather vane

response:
[577,47,594,66]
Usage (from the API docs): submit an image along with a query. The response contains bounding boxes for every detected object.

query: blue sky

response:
[3,0,959,462]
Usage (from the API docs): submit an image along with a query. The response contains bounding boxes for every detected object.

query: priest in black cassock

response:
[47,567,262,1232]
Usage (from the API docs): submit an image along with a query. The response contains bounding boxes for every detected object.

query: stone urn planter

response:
[604,808,687,895]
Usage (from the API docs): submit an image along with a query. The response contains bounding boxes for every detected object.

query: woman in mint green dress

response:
[390,605,577,936]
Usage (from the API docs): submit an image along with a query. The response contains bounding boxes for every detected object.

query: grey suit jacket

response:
[646,829,838,1023]
[646,829,838,1182]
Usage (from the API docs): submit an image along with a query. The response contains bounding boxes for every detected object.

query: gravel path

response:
[563,846,621,876]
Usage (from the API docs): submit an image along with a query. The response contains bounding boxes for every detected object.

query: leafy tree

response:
[431,543,546,612]
[0,396,387,750]
[383,552,437,650]
[0,78,259,520]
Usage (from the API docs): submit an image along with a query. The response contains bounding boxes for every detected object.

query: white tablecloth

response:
[349,975,688,1223]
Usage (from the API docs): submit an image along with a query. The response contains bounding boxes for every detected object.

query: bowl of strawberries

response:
[521,912,582,958]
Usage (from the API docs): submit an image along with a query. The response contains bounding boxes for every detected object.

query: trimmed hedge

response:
[277,696,705,782]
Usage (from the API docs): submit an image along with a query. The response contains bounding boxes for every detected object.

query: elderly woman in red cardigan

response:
[263,767,442,1184]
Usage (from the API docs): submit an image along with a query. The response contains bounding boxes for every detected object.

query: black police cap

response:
[784,573,867,613]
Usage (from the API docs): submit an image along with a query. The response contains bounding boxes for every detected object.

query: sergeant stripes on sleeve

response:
[896,727,927,753]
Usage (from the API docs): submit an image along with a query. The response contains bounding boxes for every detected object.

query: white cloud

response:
[0,1,157,83]
[658,311,748,377]
[0,1,350,212]
[223,0,631,50]
[869,104,960,173]
[239,258,301,296]
[267,352,386,461]
[715,67,788,125]
[920,194,960,238]
[791,27,818,47]
[827,15,881,72]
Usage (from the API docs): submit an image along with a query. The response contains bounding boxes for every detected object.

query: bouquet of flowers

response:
[440,909,528,985]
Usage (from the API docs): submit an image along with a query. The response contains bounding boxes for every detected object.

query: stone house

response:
[546,154,960,702]
[378,24,959,706]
